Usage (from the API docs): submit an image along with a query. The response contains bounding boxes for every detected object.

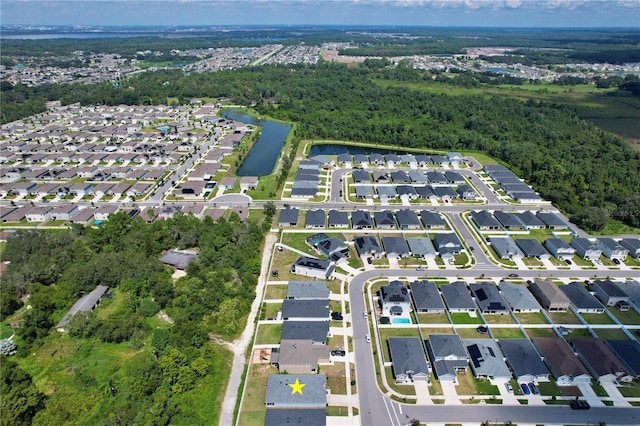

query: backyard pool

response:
[392,318,411,324]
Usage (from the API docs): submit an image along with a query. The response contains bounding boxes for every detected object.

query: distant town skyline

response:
[1,0,639,28]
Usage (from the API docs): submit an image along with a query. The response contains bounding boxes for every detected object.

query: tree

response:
[0,360,46,426]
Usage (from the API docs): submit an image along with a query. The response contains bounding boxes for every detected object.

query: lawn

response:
[483,314,516,325]
[592,327,630,341]
[262,302,282,320]
[323,362,347,395]
[453,327,491,339]
[449,312,484,325]
[490,328,524,339]
[237,364,277,426]
[608,307,640,325]
[416,312,450,325]
[579,312,615,325]
[537,381,580,398]
[421,327,455,338]
[455,372,499,396]
[524,328,556,338]
[514,312,549,324]
[547,310,581,325]
[384,366,417,396]
[264,284,287,300]
[269,248,303,281]
[618,381,640,397]
[255,324,282,345]
[378,327,421,362]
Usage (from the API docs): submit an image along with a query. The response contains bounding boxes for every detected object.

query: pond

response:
[222,110,291,176]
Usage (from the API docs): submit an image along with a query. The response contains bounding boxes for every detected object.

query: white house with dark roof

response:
[570,237,602,261]
[389,337,430,383]
[544,238,575,260]
[559,282,605,313]
[596,237,628,261]
[426,334,468,382]
[380,280,412,318]
[499,280,542,312]
[410,280,445,313]
[532,337,591,386]
[464,339,511,381]
[291,256,334,280]
[499,338,550,383]
[407,237,436,260]
[469,282,510,315]
[619,238,640,259]
[590,279,630,308]
[354,235,382,259]
[489,237,524,260]
[440,281,477,313]
[327,210,349,228]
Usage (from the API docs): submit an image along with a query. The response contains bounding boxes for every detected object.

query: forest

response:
[3,60,637,231]
[1,209,271,425]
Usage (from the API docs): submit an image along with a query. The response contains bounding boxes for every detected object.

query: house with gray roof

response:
[426,171,447,185]
[544,238,575,260]
[493,211,525,230]
[159,249,198,270]
[351,210,373,229]
[410,280,445,313]
[499,281,542,312]
[606,340,640,379]
[281,321,329,345]
[316,237,349,261]
[426,334,468,382]
[374,210,397,229]
[536,212,568,229]
[279,208,300,227]
[596,237,628,261]
[380,280,412,318]
[456,185,476,200]
[528,279,570,312]
[471,210,501,231]
[396,185,418,200]
[396,209,421,230]
[434,186,459,202]
[407,237,436,260]
[499,338,550,383]
[375,185,397,201]
[433,233,462,259]
[514,211,545,229]
[415,185,437,200]
[590,280,630,308]
[381,236,410,258]
[305,210,326,229]
[569,338,632,383]
[351,169,370,183]
[408,170,429,184]
[264,374,326,408]
[385,153,401,167]
[431,155,448,166]
[265,409,326,426]
[616,280,640,310]
[489,236,524,260]
[399,154,417,167]
[415,155,432,166]
[446,152,464,167]
[354,185,375,199]
[291,256,334,280]
[570,237,602,261]
[515,238,550,259]
[464,339,512,381]
[390,170,410,183]
[286,281,330,300]
[532,337,591,386]
[559,282,605,313]
[469,282,510,315]
[619,238,640,259]
[276,340,330,374]
[444,171,465,184]
[281,300,329,321]
[440,281,477,313]
[419,211,447,229]
[369,153,385,165]
[354,235,382,259]
[353,154,368,167]
[337,153,352,165]
[328,209,349,228]
[56,285,110,332]
[389,337,430,383]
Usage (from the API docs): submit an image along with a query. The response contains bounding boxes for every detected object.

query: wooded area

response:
[1,209,271,425]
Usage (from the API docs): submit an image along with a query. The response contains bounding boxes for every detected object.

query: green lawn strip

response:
[449,313,484,325]
[514,312,549,324]
[237,364,276,426]
[326,406,350,416]
[384,366,417,396]
[455,372,499,396]
[490,328,525,339]
[378,327,421,362]
[262,302,282,320]
[607,307,640,325]
[579,312,615,325]
[255,324,282,345]
[547,310,581,325]
[618,381,640,397]
[592,327,630,341]
[416,312,450,325]
[483,314,515,325]
[264,284,287,300]
[454,327,491,339]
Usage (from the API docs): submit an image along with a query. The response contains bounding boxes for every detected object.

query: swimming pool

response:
[392,318,411,324]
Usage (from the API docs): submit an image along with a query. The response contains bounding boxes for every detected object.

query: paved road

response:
[348,267,640,426]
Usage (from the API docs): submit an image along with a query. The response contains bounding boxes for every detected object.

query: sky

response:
[1,0,639,28]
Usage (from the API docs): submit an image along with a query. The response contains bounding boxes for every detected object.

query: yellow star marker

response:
[289,377,305,395]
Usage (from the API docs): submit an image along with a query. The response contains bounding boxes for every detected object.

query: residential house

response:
[56,285,109,332]
[559,282,605,314]
[275,340,330,374]
[408,170,429,184]
[410,280,445,313]
[93,205,119,221]
[286,281,330,300]
[264,374,326,408]
[396,209,422,230]
[327,210,349,228]
[305,210,326,229]
[375,185,397,201]
[590,280,630,309]
[544,238,575,260]
[381,236,411,258]
[281,321,329,345]
[354,235,382,259]
[489,237,524,260]
[353,154,369,167]
[536,212,568,229]
[389,337,430,384]
[570,237,602,261]
[351,169,370,183]
[619,238,640,259]
[440,281,477,313]
[493,211,525,230]
[464,339,512,382]
[444,171,465,184]
[159,249,198,270]
[434,186,459,202]
[528,279,571,312]
[337,153,351,165]
[380,280,412,318]
[49,204,78,221]
[499,338,550,383]
[396,185,418,201]
[515,238,550,259]
[433,233,462,259]
[532,337,591,386]
[351,210,373,229]
[406,237,437,260]
[471,210,501,231]
[374,210,397,229]
[456,185,476,200]
[25,206,52,223]
[499,280,542,312]
[426,171,448,185]
[514,211,545,230]
[419,211,447,229]
[278,208,300,227]
[446,152,464,167]
[469,282,510,315]
[315,237,349,262]
[569,338,632,383]
[281,299,329,321]
[265,408,326,426]
[426,334,468,382]
[596,237,628,261]
[291,256,334,280]
[390,170,410,183]
[606,340,640,379]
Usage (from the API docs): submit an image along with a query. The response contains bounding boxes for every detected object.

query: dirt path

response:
[219,231,277,426]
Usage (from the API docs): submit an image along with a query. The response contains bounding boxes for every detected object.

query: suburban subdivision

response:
[1,103,639,426]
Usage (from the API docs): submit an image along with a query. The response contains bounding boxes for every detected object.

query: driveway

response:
[440,381,462,405]
[601,382,632,407]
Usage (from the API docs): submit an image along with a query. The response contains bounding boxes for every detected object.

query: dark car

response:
[520,383,530,395]
[331,312,343,321]
[469,246,475,251]
[366,257,373,265]
[528,382,539,395]
[508,273,519,278]
[331,350,346,357]
[613,258,621,265]
[570,400,590,410]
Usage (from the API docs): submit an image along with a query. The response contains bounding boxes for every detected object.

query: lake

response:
[222,110,291,177]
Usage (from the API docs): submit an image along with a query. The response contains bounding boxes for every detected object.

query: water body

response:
[309,144,413,156]
[222,110,290,177]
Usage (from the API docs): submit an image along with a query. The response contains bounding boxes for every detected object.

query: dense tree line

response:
[0,208,270,424]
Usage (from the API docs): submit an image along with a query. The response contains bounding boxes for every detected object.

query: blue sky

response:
[1,0,638,27]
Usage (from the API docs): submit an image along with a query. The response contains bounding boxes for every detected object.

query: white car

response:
[365,334,371,343]
[363,311,368,319]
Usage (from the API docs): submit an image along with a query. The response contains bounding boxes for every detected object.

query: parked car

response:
[528,382,539,395]
[365,334,371,343]
[469,246,475,252]
[508,273,519,278]
[520,383,530,395]
[366,257,373,265]
[331,350,346,357]
[565,259,572,265]
[416,266,425,271]
[613,258,621,265]
[570,400,590,410]
[505,382,513,393]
